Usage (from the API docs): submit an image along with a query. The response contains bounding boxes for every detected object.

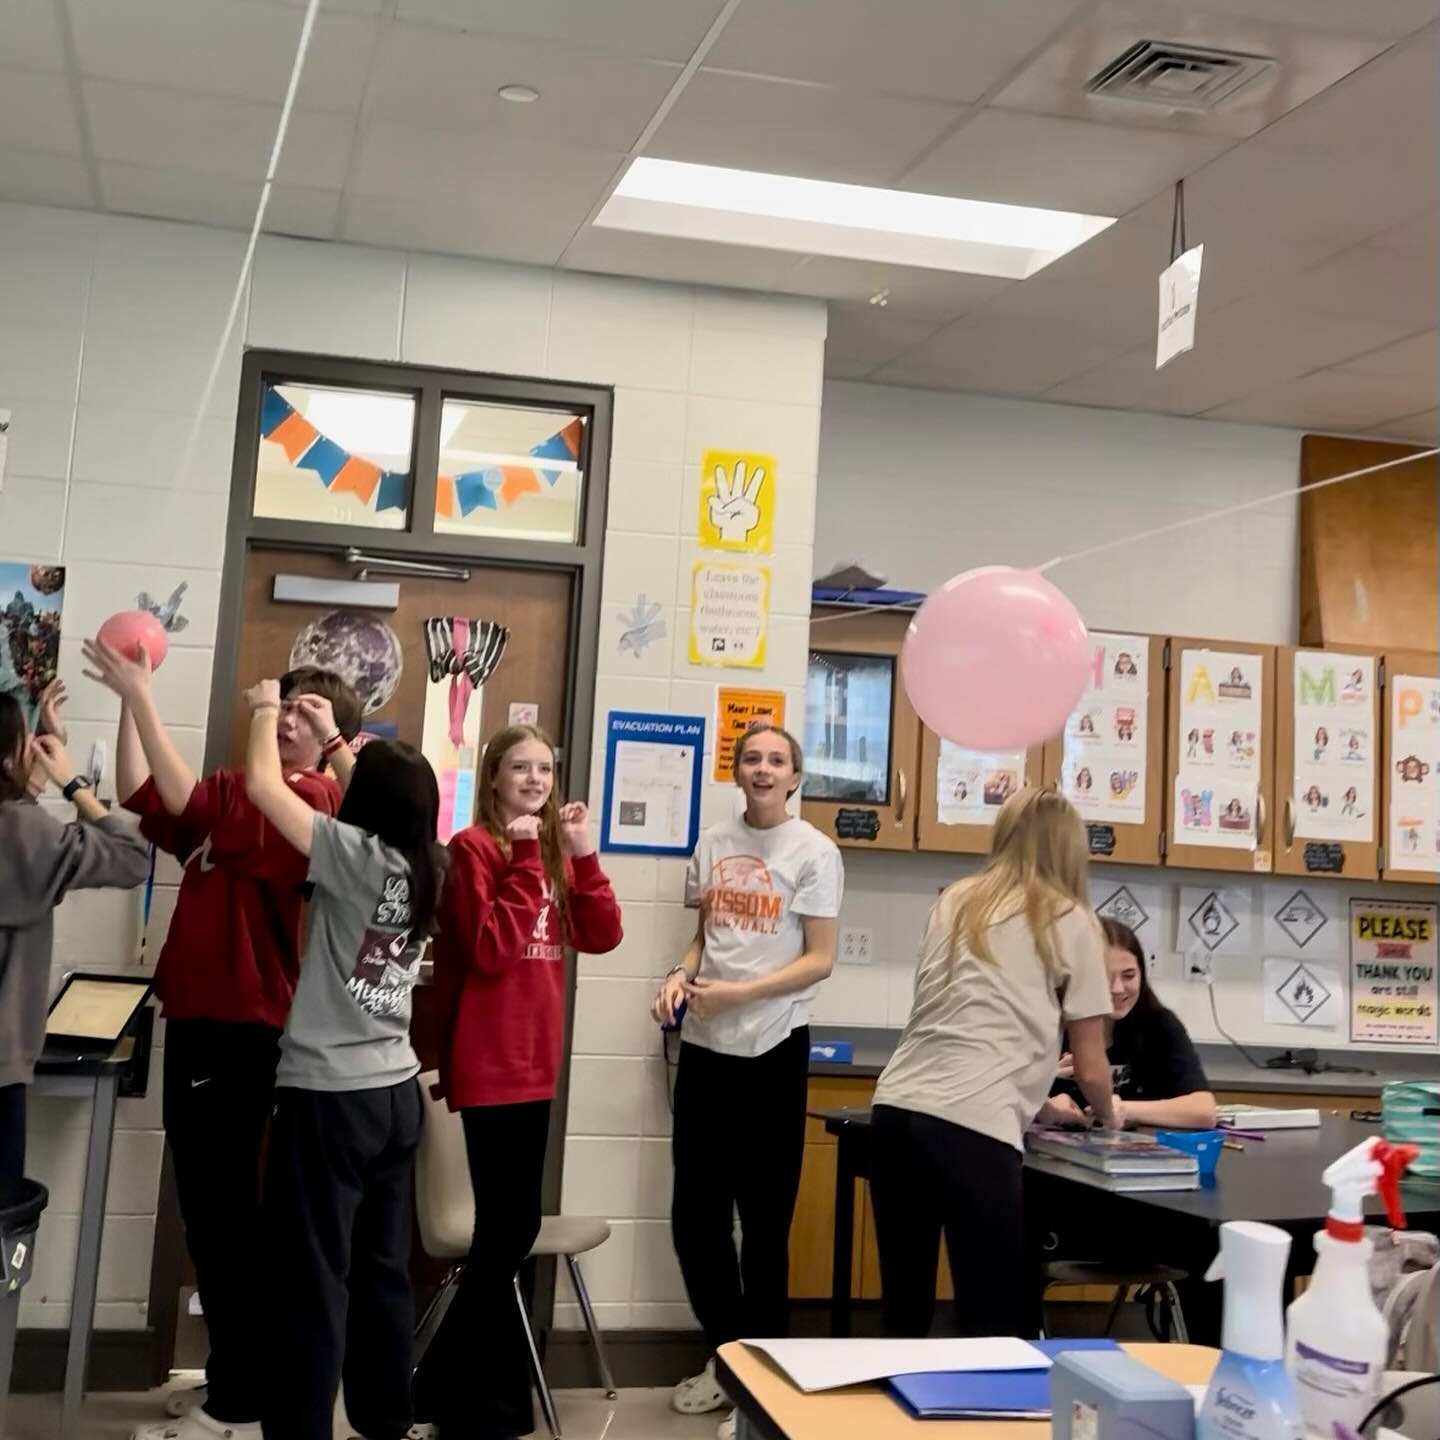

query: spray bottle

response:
[1285,1137,1419,1439]
[1197,1221,1304,1440]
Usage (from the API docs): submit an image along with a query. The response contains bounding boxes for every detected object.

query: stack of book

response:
[1024,1127,1200,1192]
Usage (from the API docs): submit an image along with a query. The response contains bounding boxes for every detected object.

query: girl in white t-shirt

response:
[651,724,843,1438]
[871,788,1115,1339]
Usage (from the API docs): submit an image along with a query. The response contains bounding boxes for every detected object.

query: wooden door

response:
[1042,632,1165,866]
[917,724,1044,854]
[1275,648,1381,881]
[1380,651,1440,885]
[1165,639,1277,873]
[801,608,919,852]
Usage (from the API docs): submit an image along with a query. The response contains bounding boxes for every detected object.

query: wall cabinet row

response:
[800,608,1438,885]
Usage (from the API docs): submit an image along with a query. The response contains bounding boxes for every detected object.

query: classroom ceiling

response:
[2,0,1436,441]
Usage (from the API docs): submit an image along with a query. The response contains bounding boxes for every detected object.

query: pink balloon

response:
[98,610,169,670]
[901,567,1089,752]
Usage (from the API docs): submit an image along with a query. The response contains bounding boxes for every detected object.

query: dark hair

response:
[732,722,805,798]
[1100,917,1164,1019]
[475,724,568,907]
[0,693,28,804]
[280,667,362,742]
[336,740,447,939]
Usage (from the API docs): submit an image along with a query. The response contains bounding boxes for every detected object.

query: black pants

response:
[163,1019,281,1422]
[671,1028,809,1352]
[262,1081,421,1440]
[0,1083,26,1208]
[869,1104,1028,1339]
[412,1099,551,1440]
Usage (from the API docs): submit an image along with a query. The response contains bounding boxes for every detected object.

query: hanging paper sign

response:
[1061,633,1148,824]
[698,450,775,553]
[935,740,1025,826]
[0,410,9,492]
[1173,650,1262,850]
[688,562,769,668]
[1156,243,1203,369]
[713,687,786,784]
[1291,652,1375,844]
[1387,674,1440,872]
[1349,899,1438,1046]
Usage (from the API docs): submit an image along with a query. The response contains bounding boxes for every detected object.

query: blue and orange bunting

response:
[330,456,383,505]
[435,475,456,519]
[376,471,409,513]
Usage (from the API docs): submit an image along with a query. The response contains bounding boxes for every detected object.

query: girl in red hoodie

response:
[416,724,622,1440]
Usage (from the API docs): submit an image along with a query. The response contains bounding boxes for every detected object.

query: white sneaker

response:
[672,1356,728,1415]
[165,1386,207,1420]
[132,1411,261,1440]
[717,1410,737,1439]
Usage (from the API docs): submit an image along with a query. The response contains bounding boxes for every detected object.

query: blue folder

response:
[888,1338,1122,1420]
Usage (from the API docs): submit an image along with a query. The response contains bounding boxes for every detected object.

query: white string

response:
[173,0,322,487]
[811,443,1439,625]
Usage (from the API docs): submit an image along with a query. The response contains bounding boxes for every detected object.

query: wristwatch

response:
[62,776,92,802]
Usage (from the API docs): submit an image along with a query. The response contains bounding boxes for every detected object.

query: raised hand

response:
[296,693,338,739]
[507,814,542,842]
[244,678,282,713]
[37,679,69,743]
[557,801,595,857]
[82,636,152,703]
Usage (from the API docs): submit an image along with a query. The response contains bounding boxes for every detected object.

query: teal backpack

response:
[1382,1080,1440,1176]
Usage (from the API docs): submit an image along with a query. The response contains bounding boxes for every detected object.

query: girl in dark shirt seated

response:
[1042,918,1217,1130]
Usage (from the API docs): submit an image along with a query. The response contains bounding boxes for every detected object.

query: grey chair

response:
[1043,1260,1190,1342]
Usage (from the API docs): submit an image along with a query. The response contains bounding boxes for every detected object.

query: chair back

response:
[415,1071,476,1260]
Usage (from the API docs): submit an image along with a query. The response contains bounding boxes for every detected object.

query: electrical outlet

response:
[839,926,873,965]
[1185,950,1213,983]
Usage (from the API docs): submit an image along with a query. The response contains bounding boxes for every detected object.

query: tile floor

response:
[4,1387,725,1440]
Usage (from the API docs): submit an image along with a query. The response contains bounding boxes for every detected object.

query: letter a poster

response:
[1349,899,1437,1046]
[1174,649,1262,849]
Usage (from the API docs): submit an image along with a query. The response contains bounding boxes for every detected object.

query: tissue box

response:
[1050,1350,1195,1440]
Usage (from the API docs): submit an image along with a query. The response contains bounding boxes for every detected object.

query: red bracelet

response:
[321,734,347,758]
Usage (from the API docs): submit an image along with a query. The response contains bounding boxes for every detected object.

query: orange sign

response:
[713,687,786,784]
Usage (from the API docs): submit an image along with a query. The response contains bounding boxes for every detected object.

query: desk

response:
[817,1109,1440,1342]
[31,1043,131,1440]
[716,1341,1218,1440]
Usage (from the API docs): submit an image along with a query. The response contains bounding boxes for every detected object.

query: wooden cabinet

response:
[801,608,919,851]
[1380,651,1440,884]
[1275,647,1382,881]
[1165,639,1277,873]
[916,724,1043,855]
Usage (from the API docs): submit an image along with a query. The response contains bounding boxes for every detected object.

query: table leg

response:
[60,1075,118,1440]
[830,1130,855,1338]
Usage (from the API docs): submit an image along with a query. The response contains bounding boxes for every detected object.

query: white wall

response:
[1,198,825,1336]
[815,380,1301,643]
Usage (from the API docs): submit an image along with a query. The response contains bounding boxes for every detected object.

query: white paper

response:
[1263,957,1342,1028]
[741,1336,1048,1393]
[608,738,694,850]
[688,561,769,668]
[1061,633,1149,824]
[1349,899,1438,1046]
[1173,649,1263,850]
[1157,243,1203,369]
[1291,652,1375,844]
[1092,880,1162,938]
[936,740,1025,826]
[1386,674,1440,872]
[0,409,9,492]
[1177,885,1256,956]
[1265,886,1342,960]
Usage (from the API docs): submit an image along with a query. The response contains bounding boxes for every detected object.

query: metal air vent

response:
[1086,40,1275,112]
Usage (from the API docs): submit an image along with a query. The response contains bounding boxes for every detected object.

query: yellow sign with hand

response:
[698,449,775,553]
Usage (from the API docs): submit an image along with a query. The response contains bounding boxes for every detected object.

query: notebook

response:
[1025,1127,1198,1175]
[888,1338,1123,1420]
[1217,1104,1322,1131]
[1026,1153,1201,1193]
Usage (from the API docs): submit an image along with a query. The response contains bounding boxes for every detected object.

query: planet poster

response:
[0,560,66,729]
[289,609,403,716]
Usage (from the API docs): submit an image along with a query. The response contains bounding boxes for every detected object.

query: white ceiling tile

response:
[704,0,1082,103]
[1338,330,1438,383]
[968,267,1157,350]
[649,70,962,186]
[0,70,84,155]
[823,354,878,380]
[561,229,798,291]
[1186,0,1440,40]
[1368,409,1439,444]
[0,147,93,207]
[97,163,340,240]
[228,0,383,13]
[364,23,680,151]
[777,256,1010,319]
[66,0,378,113]
[393,0,729,62]
[1202,368,1440,430]
[82,82,355,189]
[824,302,947,371]
[1,0,66,69]
[902,109,1233,214]
[1269,248,1438,331]
[1369,211,1440,259]
[341,194,583,267]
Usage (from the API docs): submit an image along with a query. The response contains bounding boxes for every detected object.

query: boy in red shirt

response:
[82,637,360,1440]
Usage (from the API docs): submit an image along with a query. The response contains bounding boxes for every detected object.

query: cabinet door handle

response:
[895,768,908,824]
[1256,790,1268,845]
[1284,795,1296,847]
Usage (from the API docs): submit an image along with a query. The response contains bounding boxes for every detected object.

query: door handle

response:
[1256,790,1268,845]
[1284,796,1296,847]
[895,768,908,824]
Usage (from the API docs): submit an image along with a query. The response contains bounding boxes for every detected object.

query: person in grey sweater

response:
[0,692,150,1203]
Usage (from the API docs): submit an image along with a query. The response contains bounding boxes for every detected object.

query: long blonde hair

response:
[947,787,1091,972]
[475,724,569,907]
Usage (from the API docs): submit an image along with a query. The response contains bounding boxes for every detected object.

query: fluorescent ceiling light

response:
[595,158,1115,279]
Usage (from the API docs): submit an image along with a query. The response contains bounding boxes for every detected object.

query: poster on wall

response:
[712,686,785,784]
[1173,649,1263,849]
[0,410,10,492]
[601,711,704,856]
[1263,957,1342,1029]
[698,451,774,554]
[1061,633,1149,823]
[1387,674,1440,872]
[1291,652,1375,844]
[1349,899,1437,1046]
[1177,884,1256,956]
[0,561,65,730]
[936,740,1025,826]
[688,561,769,668]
